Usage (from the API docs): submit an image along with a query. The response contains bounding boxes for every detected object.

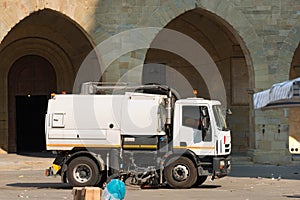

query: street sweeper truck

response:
[45,83,231,189]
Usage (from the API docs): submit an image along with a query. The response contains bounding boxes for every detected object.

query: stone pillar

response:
[0,70,8,153]
[0,111,8,154]
[250,109,291,164]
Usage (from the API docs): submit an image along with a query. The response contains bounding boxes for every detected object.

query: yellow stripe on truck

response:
[174,146,215,150]
[123,144,157,149]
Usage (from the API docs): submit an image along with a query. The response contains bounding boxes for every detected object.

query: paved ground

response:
[0,153,300,199]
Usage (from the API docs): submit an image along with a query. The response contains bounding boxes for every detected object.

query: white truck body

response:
[46,93,165,150]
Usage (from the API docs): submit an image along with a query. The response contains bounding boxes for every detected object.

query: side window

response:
[182,106,201,130]
[182,106,212,142]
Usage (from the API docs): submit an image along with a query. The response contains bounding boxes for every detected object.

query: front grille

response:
[225,144,230,153]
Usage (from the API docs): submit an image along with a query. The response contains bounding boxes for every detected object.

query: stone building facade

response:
[0,0,299,164]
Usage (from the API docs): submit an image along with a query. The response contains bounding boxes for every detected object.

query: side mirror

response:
[203,117,210,130]
[201,107,208,117]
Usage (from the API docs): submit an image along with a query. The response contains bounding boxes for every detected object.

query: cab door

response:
[179,105,215,155]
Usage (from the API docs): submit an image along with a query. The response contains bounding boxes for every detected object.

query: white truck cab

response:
[173,98,231,156]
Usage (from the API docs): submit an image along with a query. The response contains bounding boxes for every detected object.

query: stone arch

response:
[0,8,95,152]
[0,1,97,43]
[281,28,300,80]
[148,0,258,87]
[144,7,255,153]
[1,37,74,91]
[142,0,263,152]
[290,44,300,79]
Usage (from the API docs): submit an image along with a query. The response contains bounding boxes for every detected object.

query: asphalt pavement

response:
[1,152,300,179]
[0,153,300,199]
[0,152,55,171]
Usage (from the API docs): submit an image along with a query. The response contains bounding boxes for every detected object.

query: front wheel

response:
[164,157,197,189]
[67,156,101,187]
[194,175,207,186]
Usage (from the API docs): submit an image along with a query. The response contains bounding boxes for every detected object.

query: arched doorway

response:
[144,8,253,154]
[8,55,56,152]
[1,8,95,152]
[289,43,300,152]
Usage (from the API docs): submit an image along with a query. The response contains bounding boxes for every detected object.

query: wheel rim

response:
[73,163,92,183]
[172,164,189,182]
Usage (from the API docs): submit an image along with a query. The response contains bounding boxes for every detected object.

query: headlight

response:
[219,160,225,170]
[220,160,225,166]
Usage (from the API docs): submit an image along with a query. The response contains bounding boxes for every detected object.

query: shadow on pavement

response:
[137,183,221,190]
[229,165,300,180]
[17,151,56,158]
[283,195,300,198]
[194,184,221,189]
[6,182,72,189]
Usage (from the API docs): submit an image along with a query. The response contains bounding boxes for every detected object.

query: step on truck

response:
[45,83,231,189]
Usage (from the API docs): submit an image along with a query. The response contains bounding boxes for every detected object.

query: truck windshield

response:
[212,105,228,131]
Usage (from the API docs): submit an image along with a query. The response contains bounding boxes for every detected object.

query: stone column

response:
[251,109,291,164]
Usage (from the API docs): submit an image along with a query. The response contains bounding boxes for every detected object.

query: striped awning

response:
[254,77,300,109]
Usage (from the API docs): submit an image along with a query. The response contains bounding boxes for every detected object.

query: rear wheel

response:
[164,157,197,189]
[67,157,101,187]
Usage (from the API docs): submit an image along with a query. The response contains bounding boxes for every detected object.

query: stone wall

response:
[0,0,299,163]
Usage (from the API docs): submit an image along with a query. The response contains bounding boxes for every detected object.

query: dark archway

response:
[144,8,252,154]
[289,43,300,152]
[8,55,56,152]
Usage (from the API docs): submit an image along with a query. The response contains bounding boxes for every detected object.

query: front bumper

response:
[213,156,231,178]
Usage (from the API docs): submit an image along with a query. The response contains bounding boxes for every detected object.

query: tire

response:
[67,156,101,187]
[194,176,207,186]
[164,156,197,189]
